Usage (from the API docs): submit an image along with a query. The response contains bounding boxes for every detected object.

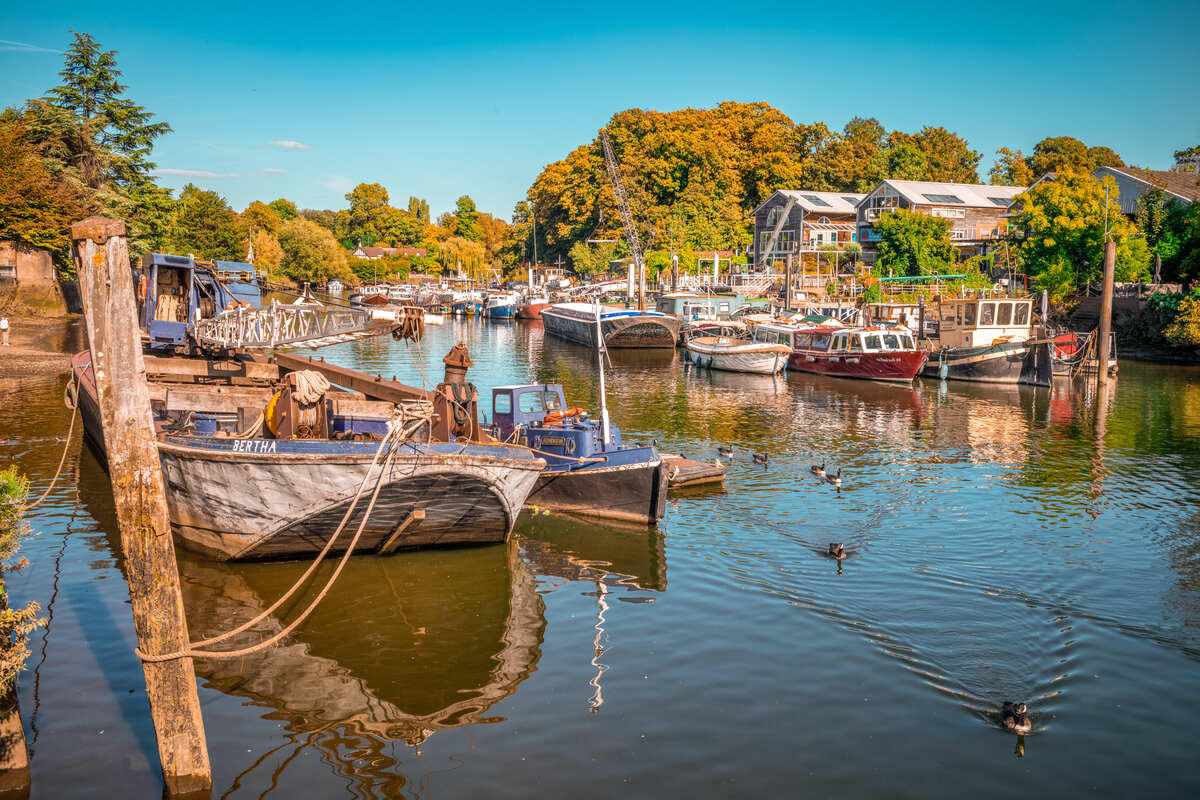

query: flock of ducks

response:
[715,447,844,490]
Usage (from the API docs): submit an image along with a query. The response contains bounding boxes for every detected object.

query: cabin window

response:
[794,333,812,348]
[494,393,512,414]
[852,335,867,351]
[979,303,995,325]
[955,304,962,325]
[865,334,881,350]
[1014,303,1030,325]
[811,334,830,351]
[518,392,545,413]
[901,335,915,349]
[882,334,901,350]
[963,303,977,326]
[543,391,563,412]
[997,303,1013,326]
[719,302,730,312]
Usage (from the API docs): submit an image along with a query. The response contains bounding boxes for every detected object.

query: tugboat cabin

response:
[134,254,261,351]
[491,384,648,468]
[655,293,746,319]
[936,297,1034,349]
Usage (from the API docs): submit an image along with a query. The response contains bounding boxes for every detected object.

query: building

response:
[351,243,427,260]
[1091,166,1200,214]
[749,190,865,267]
[856,180,1026,264]
[0,241,55,286]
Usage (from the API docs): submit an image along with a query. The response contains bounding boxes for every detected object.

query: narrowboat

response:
[488,383,668,524]
[541,303,681,349]
[923,296,1053,386]
[755,321,928,383]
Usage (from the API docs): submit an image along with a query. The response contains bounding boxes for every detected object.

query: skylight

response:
[923,193,964,204]
[989,197,1012,206]
[842,197,860,206]
[803,195,832,207]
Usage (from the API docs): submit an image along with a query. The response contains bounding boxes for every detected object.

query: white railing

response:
[192,302,395,350]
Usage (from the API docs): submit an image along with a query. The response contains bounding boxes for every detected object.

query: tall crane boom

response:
[599,129,646,311]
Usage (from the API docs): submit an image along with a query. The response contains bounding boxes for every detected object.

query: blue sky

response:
[3,1,1198,222]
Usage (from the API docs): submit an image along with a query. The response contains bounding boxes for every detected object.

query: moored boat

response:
[685,336,791,374]
[755,321,928,382]
[485,292,518,319]
[515,296,551,319]
[541,303,680,349]
[923,296,1053,386]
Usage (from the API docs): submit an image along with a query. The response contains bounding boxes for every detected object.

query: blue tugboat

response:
[488,384,668,524]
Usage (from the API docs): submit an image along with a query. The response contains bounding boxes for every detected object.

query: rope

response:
[291,370,330,404]
[25,376,79,512]
[137,419,406,662]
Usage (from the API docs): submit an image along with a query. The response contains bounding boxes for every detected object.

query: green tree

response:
[1175,144,1200,174]
[989,147,1033,186]
[438,235,486,278]
[277,217,352,283]
[239,200,282,236]
[904,126,981,183]
[407,196,431,222]
[873,209,955,276]
[345,183,389,242]
[1026,137,1123,179]
[45,32,170,186]
[453,195,483,242]
[1015,174,1149,299]
[1137,187,1175,279]
[168,184,241,260]
[568,241,618,275]
[268,198,298,221]
[300,208,337,231]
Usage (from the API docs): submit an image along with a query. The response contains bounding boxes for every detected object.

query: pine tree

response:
[45,32,171,186]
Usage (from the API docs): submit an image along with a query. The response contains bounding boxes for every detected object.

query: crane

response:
[599,128,646,311]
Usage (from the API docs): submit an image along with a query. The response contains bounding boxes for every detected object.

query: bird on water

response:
[810,462,826,478]
[753,453,768,465]
[718,445,733,458]
[827,543,846,560]
[1002,702,1031,734]
[827,469,842,489]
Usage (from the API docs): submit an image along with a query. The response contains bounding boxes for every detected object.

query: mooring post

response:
[784,253,793,311]
[1096,238,1116,389]
[70,218,212,796]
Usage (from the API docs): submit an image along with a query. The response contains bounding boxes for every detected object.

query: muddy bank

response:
[0,316,84,377]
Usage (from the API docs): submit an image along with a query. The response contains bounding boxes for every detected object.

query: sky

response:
[3,1,1199,222]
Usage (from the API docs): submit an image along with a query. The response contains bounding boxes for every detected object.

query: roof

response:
[1093,166,1200,205]
[873,180,1026,208]
[751,190,866,217]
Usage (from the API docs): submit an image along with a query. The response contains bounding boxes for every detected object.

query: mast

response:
[595,301,611,446]
[599,129,646,312]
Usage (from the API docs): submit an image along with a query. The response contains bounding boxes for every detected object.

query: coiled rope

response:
[25,375,79,512]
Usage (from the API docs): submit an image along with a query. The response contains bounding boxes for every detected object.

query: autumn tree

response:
[1025,136,1123,179]
[1174,145,1200,174]
[45,32,170,186]
[438,236,486,278]
[277,217,352,283]
[988,148,1033,186]
[407,196,431,222]
[873,209,955,276]
[1015,175,1149,299]
[268,198,298,220]
[478,212,512,265]
[251,229,284,273]
[239,200,282,236]
[168,184,241,260]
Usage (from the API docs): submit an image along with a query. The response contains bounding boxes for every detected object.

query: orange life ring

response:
[542,407,584,425]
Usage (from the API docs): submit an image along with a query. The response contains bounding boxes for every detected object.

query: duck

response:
[752,453,768,465]
[810,462,826,478]
[718,445,733,458]
[1002,701,1031,734]
[827,543,846,560]
[827,469,842,489]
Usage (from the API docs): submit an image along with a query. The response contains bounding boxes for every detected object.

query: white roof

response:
[751,190,866,217]
[874,180,1026,208]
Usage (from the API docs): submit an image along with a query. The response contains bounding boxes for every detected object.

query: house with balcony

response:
[749,190,866,268]
[855,180,1026,264]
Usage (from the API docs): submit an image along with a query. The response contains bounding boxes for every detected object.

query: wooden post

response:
[784,253,793,311]
[1096,238,1116,389]
[71,218,212,796]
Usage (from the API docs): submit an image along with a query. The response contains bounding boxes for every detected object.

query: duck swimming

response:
[718,445,733,458]
[810,462,826,478]
[1002,701,1031,734]
[827,469,842,489]
[753,453,768,465]
[827,543,846,560]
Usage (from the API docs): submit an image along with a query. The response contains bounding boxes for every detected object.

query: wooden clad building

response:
[1091,166,1200,214]
[749,190,866,267]
[856,180,1026,264]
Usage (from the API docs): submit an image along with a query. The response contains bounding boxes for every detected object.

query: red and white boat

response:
[754,321,928,383]
[515,295,551,319]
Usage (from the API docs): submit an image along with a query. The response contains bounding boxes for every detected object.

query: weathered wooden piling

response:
[784,254,793,311]
[1096,238,1116,388]
[70,218,212,796]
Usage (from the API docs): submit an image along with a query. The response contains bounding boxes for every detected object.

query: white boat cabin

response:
[937,297,1034,349]
[754,323,917,353]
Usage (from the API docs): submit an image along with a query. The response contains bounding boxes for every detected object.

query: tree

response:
[453,195,483,242]
[251,230,283,273]
[1136,187,1175,279]
[407,196,431,222]
[1174,145,1200,174]
[1015,174,1150,299]
[905,126,981,183]
[45,32,170,186]
[239,200,282,236]
[873,209,955,276]
[568,241,617,275]
[300,208,337,231]
[478,212,512,265]
[1026,136,1123,179]
[268,198,298,221]
[345,183,389,241]
[0,118,90,268]
[168,184,241,260]
[989,148,1033,186]
[277,218,352,283]
[438,236,486,278]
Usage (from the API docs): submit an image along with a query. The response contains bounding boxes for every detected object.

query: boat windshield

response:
[543,391,563,412]
[881,333,901,350]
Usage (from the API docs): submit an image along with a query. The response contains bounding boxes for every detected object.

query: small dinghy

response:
[685,336,791,375]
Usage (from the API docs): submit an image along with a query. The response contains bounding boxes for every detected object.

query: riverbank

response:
[0,316,81,377]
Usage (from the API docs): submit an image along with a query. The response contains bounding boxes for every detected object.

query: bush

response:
[0,466,42,694]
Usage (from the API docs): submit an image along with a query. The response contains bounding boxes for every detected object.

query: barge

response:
[541,303,681,349]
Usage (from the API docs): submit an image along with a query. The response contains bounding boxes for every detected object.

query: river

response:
[3,316,1200,798]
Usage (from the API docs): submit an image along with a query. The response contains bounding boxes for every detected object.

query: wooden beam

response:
[377,509,426,555]
[71,217,212,796]
[265,352,433,403]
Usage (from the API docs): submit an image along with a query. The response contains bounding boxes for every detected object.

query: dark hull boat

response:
[541,303,680,349]
[922,339,1054,386]
[490,383,668,524]
[926,295,1054,387]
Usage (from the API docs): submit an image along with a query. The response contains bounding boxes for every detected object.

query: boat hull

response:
[541,307,681,349]
[787,349,928,383]
[515,302,551,319]
[485,305,514,319]
[685,339,790,374]
[922,340,1053,386]
[528,460,669,524]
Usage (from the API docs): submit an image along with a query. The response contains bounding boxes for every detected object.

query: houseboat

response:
[541,303,681,349]
[485,291,518,319]
[923,296,1053,386]
[755,321,928,382]
[488,384,668,524]
[685,336,791,375]
[75,253,547,561]
[654,292,747,319]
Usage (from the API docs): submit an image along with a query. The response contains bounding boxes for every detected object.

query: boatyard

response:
[3,6,1200,798]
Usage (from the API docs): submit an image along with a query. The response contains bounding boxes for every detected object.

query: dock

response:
[662,454,726,488]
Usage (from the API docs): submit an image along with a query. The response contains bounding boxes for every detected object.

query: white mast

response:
[595,301,611,446]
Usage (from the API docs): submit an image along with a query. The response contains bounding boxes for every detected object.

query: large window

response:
[979,303,996,326]
[1014,303,1030,325]
[997,303,1013,326]
[811,334,830,351]
[518,392,545,413]
[494,393,512,414]
[865,334,882,350]
[882,334,901,350]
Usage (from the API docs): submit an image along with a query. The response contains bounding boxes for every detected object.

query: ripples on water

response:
[4,318,1200,797]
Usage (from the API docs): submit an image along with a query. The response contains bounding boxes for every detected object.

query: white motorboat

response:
[684,335,791,374]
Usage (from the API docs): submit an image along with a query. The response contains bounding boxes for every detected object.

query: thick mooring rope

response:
[25,376,79,512]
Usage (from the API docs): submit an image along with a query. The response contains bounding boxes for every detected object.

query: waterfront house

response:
[749,190,865,267]
[351,243,428,260]
[1090,166,1200,214]
[855,180,1026,264]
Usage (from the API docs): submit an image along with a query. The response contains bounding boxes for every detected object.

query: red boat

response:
[516,298,551,319]
[753,321,928,383]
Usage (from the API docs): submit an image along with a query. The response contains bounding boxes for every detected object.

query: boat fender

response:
[264,391,282,436]
[566,438,576,454]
